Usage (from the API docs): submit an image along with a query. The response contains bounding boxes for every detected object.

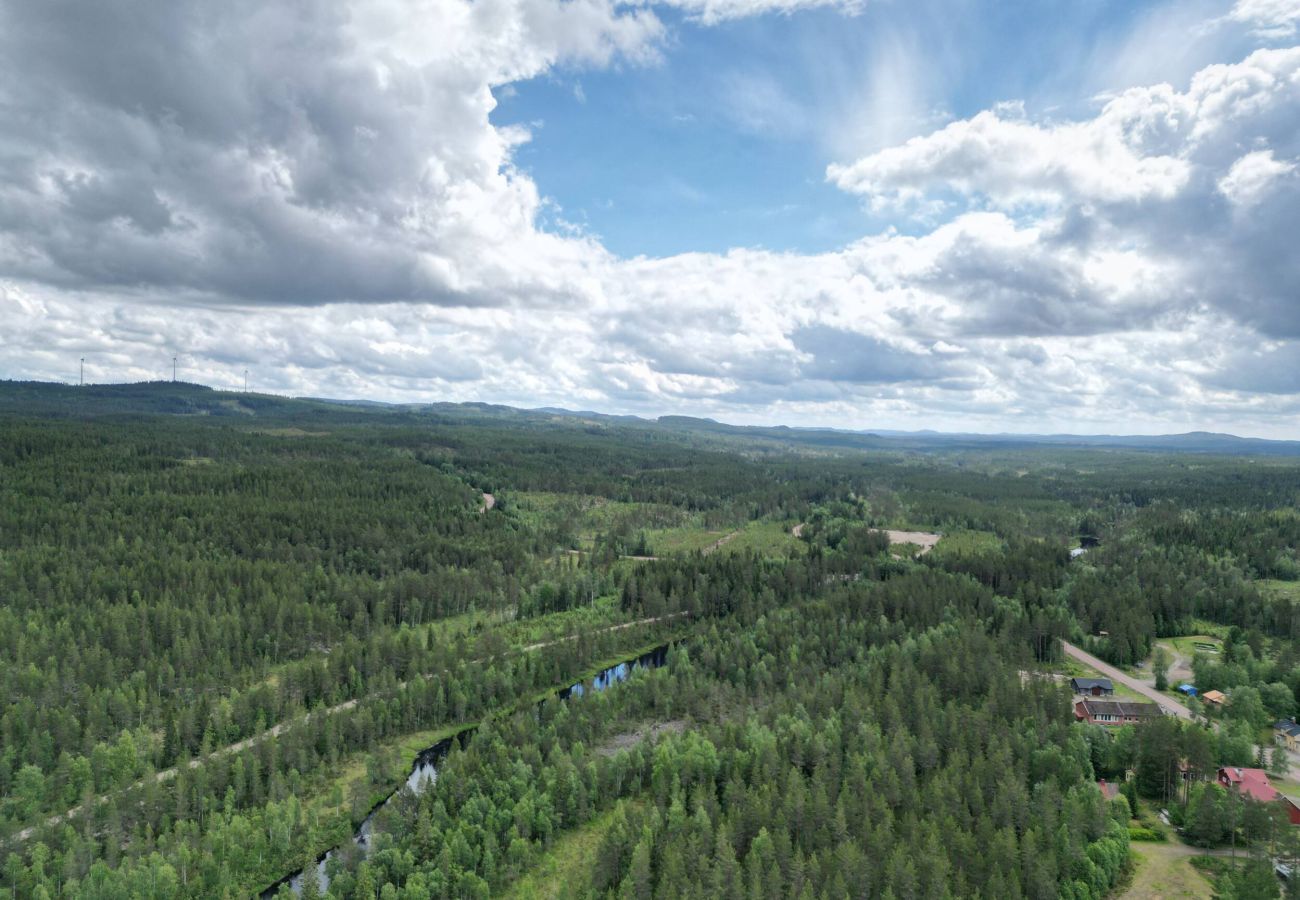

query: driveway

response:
[1062,641,1193,721]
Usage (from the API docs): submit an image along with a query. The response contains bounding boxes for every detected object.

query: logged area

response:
[2,382,1300,899]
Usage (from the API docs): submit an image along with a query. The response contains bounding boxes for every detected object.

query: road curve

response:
[1061,641,1193,721]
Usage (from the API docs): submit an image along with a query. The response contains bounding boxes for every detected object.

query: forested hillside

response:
[2,382,1299,898]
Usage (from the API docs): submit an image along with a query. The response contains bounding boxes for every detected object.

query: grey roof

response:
[1276,720,1300,737]
[1071,677,1114,690]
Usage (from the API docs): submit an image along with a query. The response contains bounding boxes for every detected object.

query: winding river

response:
[260,643,671,897]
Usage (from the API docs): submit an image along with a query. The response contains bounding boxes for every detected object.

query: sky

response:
[1,0,1299,436]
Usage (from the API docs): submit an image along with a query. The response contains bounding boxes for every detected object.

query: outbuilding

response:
[1071,677,1115,697]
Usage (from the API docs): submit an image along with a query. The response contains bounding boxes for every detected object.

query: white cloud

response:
[2,1,1300,436]
[1229,0,1300,38]
[658,0,866,26]
[1218,148,1297,205]
[828,47,1300,211]
[828,106,1192,209]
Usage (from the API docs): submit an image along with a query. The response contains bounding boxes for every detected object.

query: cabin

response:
[1217,767,1300,825]
[1074,699,1162,726]
[1276,720,1300,753]
[1071,677,1115,697]
[1201,689,1226,707]
[1097,779,1121,801]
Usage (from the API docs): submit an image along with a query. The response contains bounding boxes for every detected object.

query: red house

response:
[1217,767,1300,825]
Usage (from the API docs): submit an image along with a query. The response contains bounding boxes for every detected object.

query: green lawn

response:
[1160,634,1223,657]
[1060,659,1150,702]
[1121,844,1215,900]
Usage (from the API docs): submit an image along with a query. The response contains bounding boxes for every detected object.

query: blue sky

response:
[494,0,1242,256]
[3,0,1300,436]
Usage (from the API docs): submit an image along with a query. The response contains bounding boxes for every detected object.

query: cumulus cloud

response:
[827,106,1191,209]
[2,0,1300,436]
[1229,0,1300,38]
[828,47,1300,210]
[1218,148,1297,205]
[829,46,1300,344]
[0,0,659,307]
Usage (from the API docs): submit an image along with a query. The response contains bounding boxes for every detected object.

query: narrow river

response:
[260,643,671,897]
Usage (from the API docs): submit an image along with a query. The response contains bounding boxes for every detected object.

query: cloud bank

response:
[1,0,1299,436]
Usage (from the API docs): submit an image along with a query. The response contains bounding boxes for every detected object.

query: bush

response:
[1127,827,1166,842]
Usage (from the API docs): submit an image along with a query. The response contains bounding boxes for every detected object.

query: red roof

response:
[1219,767,1279,803]
[1097,780,1121,800]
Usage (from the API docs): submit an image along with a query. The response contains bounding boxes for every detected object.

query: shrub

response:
[1127,827,1166,842]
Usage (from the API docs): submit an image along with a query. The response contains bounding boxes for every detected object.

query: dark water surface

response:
[260,643,671,897]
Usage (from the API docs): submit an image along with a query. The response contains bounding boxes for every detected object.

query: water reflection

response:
[262,643,671,897]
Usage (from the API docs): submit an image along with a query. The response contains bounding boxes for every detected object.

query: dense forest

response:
[2,381,1300,898]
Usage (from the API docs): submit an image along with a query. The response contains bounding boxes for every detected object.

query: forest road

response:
[6,610,690,846]
[1061,642,1193,721]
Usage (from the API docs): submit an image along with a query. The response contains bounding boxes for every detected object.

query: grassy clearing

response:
[1161,635,1224,657]
[510,492,689,537]
[930,529,1004,558]
[1259,580,1300,602]
[504,799,645,899]
[721,521,804,557]
[643,526,731,554]
[1121,843,1215,900]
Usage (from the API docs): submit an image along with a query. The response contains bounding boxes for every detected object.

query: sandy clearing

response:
[479,492,496,512]
[877,530,942,554]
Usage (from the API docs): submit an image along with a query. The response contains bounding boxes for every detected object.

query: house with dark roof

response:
[1073,699,1162,726]
[1276,720,1300,753]
[1218,767,1300,825]
[1071,677,1115,697]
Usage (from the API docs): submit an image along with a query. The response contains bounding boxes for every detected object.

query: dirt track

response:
[6,610,689,845]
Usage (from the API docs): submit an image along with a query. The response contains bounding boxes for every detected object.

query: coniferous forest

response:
[3,381,1300,898]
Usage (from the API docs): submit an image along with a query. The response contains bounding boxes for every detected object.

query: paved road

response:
[1062,641,1193,720]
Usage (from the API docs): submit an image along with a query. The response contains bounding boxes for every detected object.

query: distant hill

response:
[0,380,323,418]
[2,379,1298,456]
